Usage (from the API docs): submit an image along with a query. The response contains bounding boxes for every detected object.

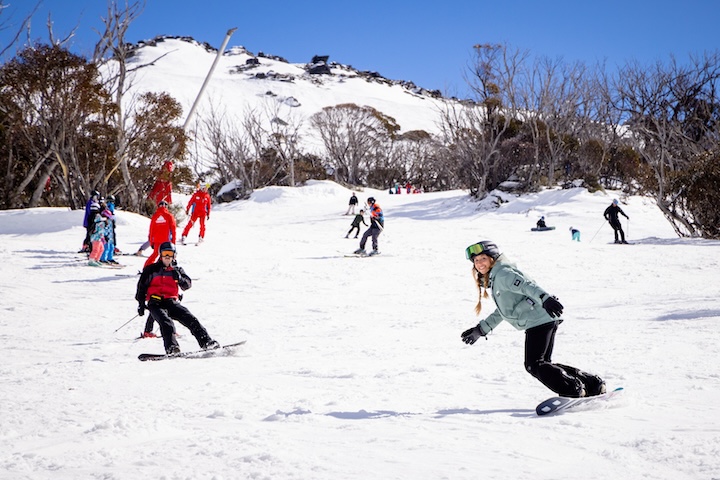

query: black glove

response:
[542,295,563,318]
[461,326,485,345]
[138,303,146,316]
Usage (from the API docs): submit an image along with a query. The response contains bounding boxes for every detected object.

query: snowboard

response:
[138,341,246,361]
[536,387,624,416]
[531,226,556,232]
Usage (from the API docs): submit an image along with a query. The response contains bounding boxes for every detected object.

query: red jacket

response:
[149,179,172,205]
[148,206,177,245]
[136,262,192,302]
[186,190,212,218]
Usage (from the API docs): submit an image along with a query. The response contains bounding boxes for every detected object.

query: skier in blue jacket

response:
[460,240,605,398]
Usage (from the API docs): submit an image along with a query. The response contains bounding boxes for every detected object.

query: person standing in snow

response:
[603,199,629,244]
[345,192,359,215]
[135,241,218,354]
[181,183,212,245]
[354,197,383,255]
[81,190,100,253]
[345,209,366,238]
[460,240,605,398]
[99,207,118,265]
[148,160,174,206]
[87,208,106,266]
[144,200,177,268]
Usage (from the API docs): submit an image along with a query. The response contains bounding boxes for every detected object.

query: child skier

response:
[88,208,106,266]
[345,210,366,238]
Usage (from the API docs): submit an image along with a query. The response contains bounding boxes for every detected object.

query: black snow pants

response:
[524,320,586,397]
[359,225,381,251]
[148,298,211,352]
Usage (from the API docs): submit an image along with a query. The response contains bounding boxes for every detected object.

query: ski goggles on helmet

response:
[465,243,488,261]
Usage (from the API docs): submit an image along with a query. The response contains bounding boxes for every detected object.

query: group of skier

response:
[133,182,216,352]
[343,193,385,256]
[78,178,216,354]
[81,191,119,266]
[83,179,629,400]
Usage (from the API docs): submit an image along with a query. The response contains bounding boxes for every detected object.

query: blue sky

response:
[1,0,718,97]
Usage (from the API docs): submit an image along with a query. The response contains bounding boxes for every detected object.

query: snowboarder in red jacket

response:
[135,241,218,354]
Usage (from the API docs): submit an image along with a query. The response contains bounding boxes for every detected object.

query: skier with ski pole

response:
[603,199,630,244]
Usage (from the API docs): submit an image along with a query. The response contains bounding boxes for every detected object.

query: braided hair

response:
[471,259,495,315]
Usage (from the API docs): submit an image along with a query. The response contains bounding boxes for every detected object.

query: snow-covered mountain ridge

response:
[120,36,457,140]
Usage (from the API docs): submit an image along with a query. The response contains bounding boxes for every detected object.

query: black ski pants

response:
[359,225,381,251]
[524,320,585,397]
[610,220,626,242]
[148,298,211,352]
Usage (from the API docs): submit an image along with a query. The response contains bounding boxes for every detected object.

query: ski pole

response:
[626,218,630,240]
[113,314,139,333]
[589,220,607,244]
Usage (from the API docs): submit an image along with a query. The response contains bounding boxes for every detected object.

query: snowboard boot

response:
[558,364,605,397]
[166,345,181,355]
[353,248,366,255]
[581,374,606,396]
[369,249,380,256]
[202,339,220,350]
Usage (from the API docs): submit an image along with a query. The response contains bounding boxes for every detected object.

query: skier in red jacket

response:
[144,200,177,268]
[181,183,212,245]
[148,161,174,206]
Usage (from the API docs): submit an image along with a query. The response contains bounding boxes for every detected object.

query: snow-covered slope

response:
[1,183,719,479]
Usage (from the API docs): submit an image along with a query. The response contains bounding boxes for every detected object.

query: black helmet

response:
[91,190,100,199]
[106,194,115,202]
[465,240,500,261]
[367,197,376,205]
[159,242,176,256]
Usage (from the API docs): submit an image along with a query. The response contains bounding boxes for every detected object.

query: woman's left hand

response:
[542,295,564,318]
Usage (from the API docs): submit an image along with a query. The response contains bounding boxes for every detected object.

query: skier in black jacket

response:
[603,199,629,244]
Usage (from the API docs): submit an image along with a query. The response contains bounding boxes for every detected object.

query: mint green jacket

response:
[477,254,559,334]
